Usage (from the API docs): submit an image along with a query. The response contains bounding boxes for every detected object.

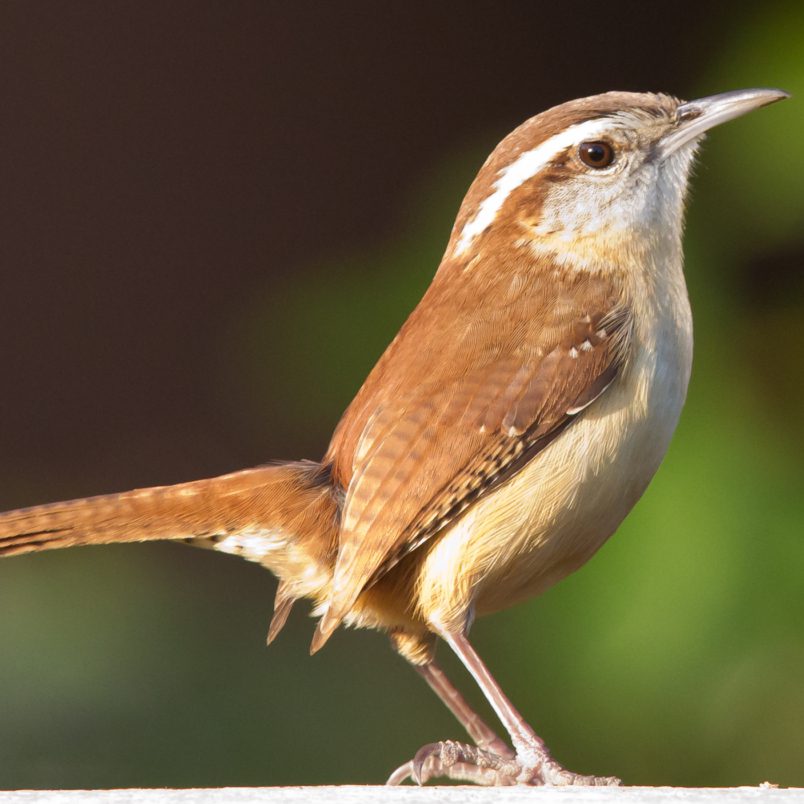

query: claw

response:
[386,761,415,786]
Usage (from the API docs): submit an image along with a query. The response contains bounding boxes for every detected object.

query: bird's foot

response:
[386,739,621,787]
[387,740,520,786]
[534,755,621,787]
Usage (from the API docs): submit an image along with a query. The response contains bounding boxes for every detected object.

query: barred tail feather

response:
[0,461,340,639]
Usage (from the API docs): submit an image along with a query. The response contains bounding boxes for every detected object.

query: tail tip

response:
[266,585,296,646]
[309,610,341,655]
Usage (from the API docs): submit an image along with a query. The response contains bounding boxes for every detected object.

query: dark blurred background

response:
[0,0,801,790]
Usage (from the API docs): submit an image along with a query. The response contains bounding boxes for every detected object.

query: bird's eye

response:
[578,141,615,169]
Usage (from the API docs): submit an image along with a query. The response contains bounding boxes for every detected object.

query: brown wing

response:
[316,261,632,643]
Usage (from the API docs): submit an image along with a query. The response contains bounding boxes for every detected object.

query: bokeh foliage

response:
[0,2,801,791]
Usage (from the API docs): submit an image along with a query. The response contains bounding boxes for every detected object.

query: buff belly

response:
[414,308,692,632]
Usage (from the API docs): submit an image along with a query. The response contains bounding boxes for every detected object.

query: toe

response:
[385,761,414,786]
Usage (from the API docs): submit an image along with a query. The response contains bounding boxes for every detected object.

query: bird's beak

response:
[658,88,789,158]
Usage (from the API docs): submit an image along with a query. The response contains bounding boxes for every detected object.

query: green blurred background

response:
[0,0,801,790]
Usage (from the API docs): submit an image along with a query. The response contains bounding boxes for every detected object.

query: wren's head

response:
[449,90,787,269]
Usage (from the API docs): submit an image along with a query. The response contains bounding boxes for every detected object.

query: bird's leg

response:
[387,629,618,786]
[413,661,514,758]
[387,631,515,785]
[443,630,545,766]
[440,629,619,786]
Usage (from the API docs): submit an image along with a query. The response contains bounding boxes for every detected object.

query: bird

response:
[0,88,787,786]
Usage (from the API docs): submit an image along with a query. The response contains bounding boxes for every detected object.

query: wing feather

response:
[319,263,633,639]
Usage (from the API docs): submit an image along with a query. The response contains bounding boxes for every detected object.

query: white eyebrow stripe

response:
[454,117,612,256]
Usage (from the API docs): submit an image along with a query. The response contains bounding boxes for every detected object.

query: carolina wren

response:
[0,88,787,786]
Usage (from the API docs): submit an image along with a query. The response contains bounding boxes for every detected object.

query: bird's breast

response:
[415,280,693,631]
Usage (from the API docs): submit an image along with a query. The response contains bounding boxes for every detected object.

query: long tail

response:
[0,460,340,641]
